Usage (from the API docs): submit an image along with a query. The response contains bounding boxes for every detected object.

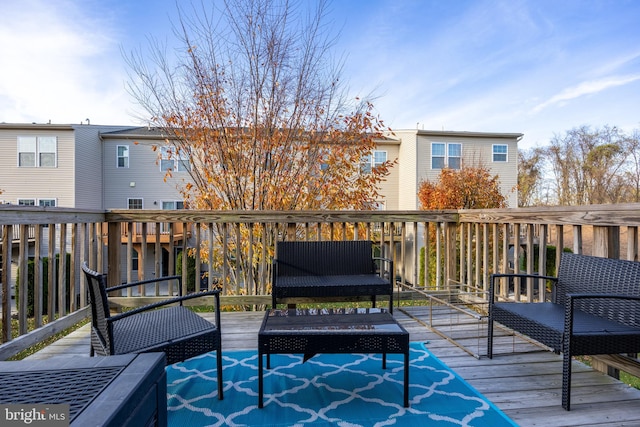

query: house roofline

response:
[100,126,174,141]
[412,129,523,140]
[0,122,75,131]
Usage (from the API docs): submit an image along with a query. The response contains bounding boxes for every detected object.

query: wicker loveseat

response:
[82,263,224,400]
[488,252,640,410]
[272,240,394,312]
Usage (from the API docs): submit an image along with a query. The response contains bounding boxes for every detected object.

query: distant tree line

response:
[519,125,640,206]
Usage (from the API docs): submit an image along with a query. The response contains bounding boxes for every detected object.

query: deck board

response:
[25,306,640,426]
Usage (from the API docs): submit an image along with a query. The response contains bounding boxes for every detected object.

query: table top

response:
[259,308,406,334]
[0,353,165,424]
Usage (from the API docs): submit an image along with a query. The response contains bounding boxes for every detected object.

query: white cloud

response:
[532,74,640,113]
[0,0,135,124]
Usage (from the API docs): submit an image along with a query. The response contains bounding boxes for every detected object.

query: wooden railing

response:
[2,203,640,361]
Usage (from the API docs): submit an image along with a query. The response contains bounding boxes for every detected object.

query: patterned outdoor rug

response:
[166,342,517,426]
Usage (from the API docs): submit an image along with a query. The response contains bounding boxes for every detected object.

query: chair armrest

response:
[106,275,182,294]
[564,293,640,332]
[108,289,221,323]
[566,293,640,302]
[489,273,558,303]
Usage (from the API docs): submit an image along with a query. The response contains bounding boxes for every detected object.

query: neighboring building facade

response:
[0,122,521,286]
[0,123,521,210]
[0,123,185,210]
[379,129,522,210]
[0,123,186,285]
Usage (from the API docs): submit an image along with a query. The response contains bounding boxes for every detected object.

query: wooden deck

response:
[27,305,640,427]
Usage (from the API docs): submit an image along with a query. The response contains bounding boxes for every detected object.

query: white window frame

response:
[160,146,190,172]
[128,198,143,209]
[431,142,462,170]
[492,144,508,162]
[17,136,57,167]
[117,145,129,168]
[161,200,185,210]
[17,199,36,206]
[38,199,56,207]
[361,150,387,174]
[161,200,185,232]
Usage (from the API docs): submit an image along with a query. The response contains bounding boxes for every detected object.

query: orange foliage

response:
[418,166,507,210]
[161,104,394,211]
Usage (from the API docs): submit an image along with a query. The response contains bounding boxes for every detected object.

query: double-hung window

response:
[128,198,143,209]
[117,145,129,168]
[17,136,57,167]
[431,143,461,169]
[493,144,508,162]
[161,146,190,172]
[161,200,185,233]
[19,199,56,207]
[361,150,387,174]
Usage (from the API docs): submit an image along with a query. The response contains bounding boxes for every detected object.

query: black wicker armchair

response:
[82,262,223,400]
[488,252,640,410]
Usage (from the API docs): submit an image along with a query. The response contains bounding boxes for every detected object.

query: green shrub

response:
[15,254,72,317]
[520,244,572,275]
[176,250,197,293]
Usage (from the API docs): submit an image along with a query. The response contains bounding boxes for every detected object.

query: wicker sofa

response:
[488,252,640,410]
[272,240,394,312]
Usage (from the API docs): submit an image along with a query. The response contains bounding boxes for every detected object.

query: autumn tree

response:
[125,0,394,294]
[418,166,507,210]
[126,0,392,211]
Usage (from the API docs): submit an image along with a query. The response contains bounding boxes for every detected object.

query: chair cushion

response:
[112,306,216,355]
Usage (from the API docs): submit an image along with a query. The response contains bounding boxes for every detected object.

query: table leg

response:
[382,352,386,369]
[404,351,409,407]
[258,352,264,408]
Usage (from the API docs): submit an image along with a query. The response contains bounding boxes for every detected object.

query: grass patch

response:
[7,316,90,361]
[621,371,640,389]
[577,356,640,390]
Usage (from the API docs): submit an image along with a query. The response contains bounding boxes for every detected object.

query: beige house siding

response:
[373,139,401,209]
[0,124,76,207]
[394,130,421,210]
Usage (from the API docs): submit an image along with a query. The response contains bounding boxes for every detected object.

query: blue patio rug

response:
[166,342,517,426]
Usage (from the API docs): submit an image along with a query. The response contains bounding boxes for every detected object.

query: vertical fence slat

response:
[1,225,11,343]
[58,223,67,317]
[155,222,161,292]
[34,225,43,327]
[18,225,28,334]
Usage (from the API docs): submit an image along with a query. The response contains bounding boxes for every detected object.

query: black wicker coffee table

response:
[0,353,166,426]
[258,308,410,408]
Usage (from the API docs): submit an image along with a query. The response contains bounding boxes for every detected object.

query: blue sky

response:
[1,0,639,149]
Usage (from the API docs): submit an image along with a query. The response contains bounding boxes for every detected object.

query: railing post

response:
[444,221,457,293]
[593,226,620,259]
[628,226,639,261]
[108,222,121,287]
[19,224,28,334]
[2,225,11,343]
